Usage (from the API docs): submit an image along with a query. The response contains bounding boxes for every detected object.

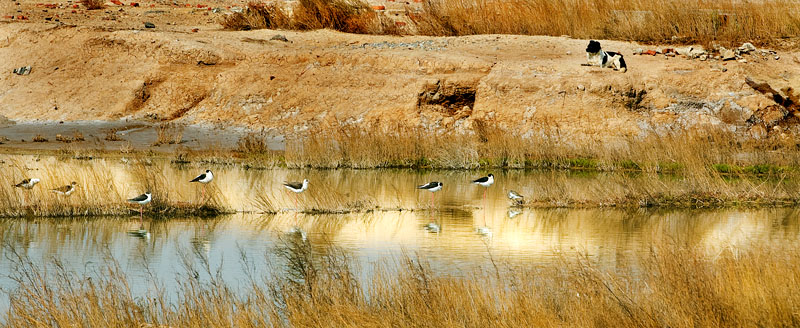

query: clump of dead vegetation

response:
[5,238,800,327]
[104,129,124,142]
[152,123,185,146]
[32,135,48,143]
[221,0,399,34]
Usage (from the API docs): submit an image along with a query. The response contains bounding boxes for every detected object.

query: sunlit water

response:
[1,155,799,312]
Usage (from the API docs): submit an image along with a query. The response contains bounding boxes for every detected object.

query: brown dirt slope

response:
[2,21,799,140]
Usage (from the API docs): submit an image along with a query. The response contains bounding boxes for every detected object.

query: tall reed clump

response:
[234,129,283,168]
[221,0,391,34]
[5,239,800,327]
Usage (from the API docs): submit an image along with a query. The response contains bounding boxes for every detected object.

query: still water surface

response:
[1,156,799,312]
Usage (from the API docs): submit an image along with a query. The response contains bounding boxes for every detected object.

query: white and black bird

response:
[284,179,309,210]
[472,173,494,204]
[127,192,152,226]
[508,190,524,206]
[190,170,214,201]
[472,174,494,187]
[417,181,443,208]
[14,178,40,190]
[51,181,78,196]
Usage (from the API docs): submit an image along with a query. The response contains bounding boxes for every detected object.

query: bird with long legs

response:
[283,179,309,211]
[190,170,214,202]
[128,191,152,227]
[472,174,494,236]
[284,179,309,239]
[14,178,39,205]
[417,181,443,233]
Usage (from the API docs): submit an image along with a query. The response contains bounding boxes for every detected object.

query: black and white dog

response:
[581,40,627,73]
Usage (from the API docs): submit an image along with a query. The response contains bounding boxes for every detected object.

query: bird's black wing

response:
[417,182,439,189]
[190,173,206,182]
[128,193,149,202]
[14,179,30,187]
[472,176,489,183]
[284,182,303,189]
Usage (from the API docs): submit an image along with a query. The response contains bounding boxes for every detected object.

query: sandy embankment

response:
[1,18,798,146]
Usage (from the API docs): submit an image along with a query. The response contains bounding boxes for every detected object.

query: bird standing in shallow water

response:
[284,179,309,210]
[128,192,152,227]
[190,170,214,201]
[508,190,524,206]
[472,174,494,203]
[473,174,494,235]
[417,181,443,209]
[418,181,443,233]
[51,181,78,196]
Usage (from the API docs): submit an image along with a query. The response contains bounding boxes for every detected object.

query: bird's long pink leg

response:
[139,205,144,227]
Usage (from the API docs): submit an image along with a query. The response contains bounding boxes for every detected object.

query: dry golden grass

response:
[221,0,400,34]
[413,0,800,47]
[0,157,227,218]
[220,0,800,47]
[5,238,800,327]
[281,122,800,173]
[220,1,291,30]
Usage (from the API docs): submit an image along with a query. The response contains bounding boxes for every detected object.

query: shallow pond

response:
[0,155,799,312]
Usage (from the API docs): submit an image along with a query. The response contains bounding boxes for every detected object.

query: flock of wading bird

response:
[14,170,525,237]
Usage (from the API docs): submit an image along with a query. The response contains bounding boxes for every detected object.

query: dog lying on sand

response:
[581,40,627,73]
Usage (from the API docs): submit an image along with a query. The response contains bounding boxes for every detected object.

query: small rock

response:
[699,54,707,61]
[721,49,736,61]
[144,21,155,28]
[738,59,747,63]
[775,55,780,60]
[633,48,643,55]
[230,6,242,13]
[577,84,585,91]
[689,47,706,59]
[566,51,571,55]
[270,34,288,42]
[738,42,756,54]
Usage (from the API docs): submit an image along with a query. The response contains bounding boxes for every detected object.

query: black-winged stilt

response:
[128,191,152,226]
[190,170,214,201]
[508,190,524,206]
[14,178,40,189]
[417,181,442,208]
[472,173,494,203]
[473,174,494,235]
[284,179,309,210]
[51,181,78,196]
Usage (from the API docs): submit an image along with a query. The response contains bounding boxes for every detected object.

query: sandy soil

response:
[2,1,799,144]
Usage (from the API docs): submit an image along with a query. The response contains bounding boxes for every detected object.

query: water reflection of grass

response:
[0,157,229,218]
[5,237,800,327]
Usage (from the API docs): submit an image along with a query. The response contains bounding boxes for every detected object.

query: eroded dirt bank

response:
[2,22,799,141]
